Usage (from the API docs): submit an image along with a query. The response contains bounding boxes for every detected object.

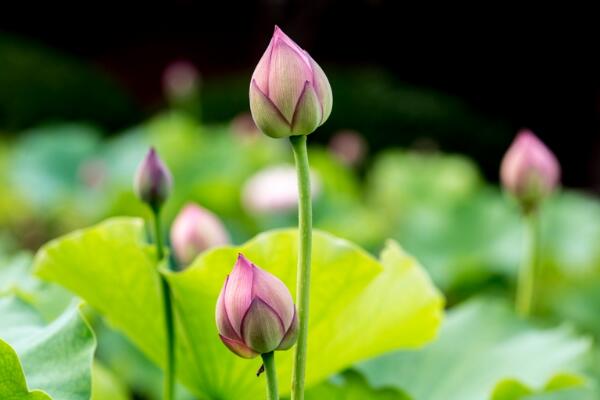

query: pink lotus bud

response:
[162,60,200,101]
[249,26,333,138]
[170,203,230,266]
[328,130,368,166]
[133,147,173,211]
[216,254,298,358]
[242,165,321,214]
[500,129,560,211]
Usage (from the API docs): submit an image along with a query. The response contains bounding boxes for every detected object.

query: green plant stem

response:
[262,352,279,400]
[152,208,176,400]
[516,210,538,317]
[289,135,312,400]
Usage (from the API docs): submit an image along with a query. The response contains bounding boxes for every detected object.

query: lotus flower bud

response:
[500,129,560,212]
[133,147,173,211]
[216,254,298,358]
[170,203,230,266]
[242,165,321,214]
[162,60,200,102]
[249,26,333,138]
[328,130,368,167]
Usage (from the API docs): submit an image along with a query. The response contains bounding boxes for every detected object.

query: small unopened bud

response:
[500,129,560,212]
[170,203,230,266]
[133,147,173,211]
[216,254,298,358]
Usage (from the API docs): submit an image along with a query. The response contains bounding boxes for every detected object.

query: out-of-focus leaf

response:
[357,298,590,400]
[91,362,129,400]
[491,373,585,400]
[302,370,411,400]
[367,150,482,216]
[0,252,71,321]
[0,339,51,399]
[0,297,95,400]
[10,124,102,208]
[34,217,443,400]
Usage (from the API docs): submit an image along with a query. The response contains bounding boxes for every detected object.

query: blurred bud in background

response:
[500,129,560,212]
[230,112,261,143]
[242,165,321,214]
[133,147,173,211]
[249,26,332,138]
[328,130,368,167]
[78,158,107,190]
[216,253,298,358]
[170,203,230,267]
[162,60,201,117]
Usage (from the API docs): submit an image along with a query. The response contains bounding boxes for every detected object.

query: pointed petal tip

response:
[219,334,259,359]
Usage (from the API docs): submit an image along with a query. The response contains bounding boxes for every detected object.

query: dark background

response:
[1,1,599,189]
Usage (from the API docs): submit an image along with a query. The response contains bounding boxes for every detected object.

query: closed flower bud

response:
[242,165,321,214]
[249,26,332,138]
[133,147,173,211]
[500,129,560,211]
[170,203,230,266]
[216,254,298,358]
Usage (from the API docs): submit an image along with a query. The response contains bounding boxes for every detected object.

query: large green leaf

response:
[491,373,592,400]
[0,339,51,400]
[356,298,591,400]
[0,252,71,321]
[34,217,443,399]
[302,370,411,400]
[0,297,95,400]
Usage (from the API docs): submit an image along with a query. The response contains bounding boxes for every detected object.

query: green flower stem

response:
[289,135,312,400]
[516,210,538,317]
[262,352,279,400]
[152,208,176,400]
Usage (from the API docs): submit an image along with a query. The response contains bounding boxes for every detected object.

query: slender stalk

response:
[516,210,538,317]
[262,352,279,400]
[152,208,176,400]
[289,135,312,400]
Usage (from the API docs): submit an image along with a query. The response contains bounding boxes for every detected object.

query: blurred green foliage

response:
[1,44,600,396]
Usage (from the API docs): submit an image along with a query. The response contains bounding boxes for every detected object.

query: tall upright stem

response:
[516,211,538,317]
[289,135,312,400]
[262,352,279,400]
[152,208,176,400]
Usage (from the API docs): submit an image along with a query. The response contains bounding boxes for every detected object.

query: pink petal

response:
[252,262,295,329]
[219,334,259,359]
[223,254,255,336]
[215,276,242,341]
[251,37,275,95]
[267,36,313,121]
[307,54,333,124]
[272,26,311,68]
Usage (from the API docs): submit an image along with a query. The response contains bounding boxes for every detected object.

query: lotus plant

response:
[249,26,333,400]
[217,254,298,400]
[500,129,560,317]
[170,203,230,267]
[134,147,177,400]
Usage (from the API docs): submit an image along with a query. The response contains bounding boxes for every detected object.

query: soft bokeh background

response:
[2,3,600,400]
